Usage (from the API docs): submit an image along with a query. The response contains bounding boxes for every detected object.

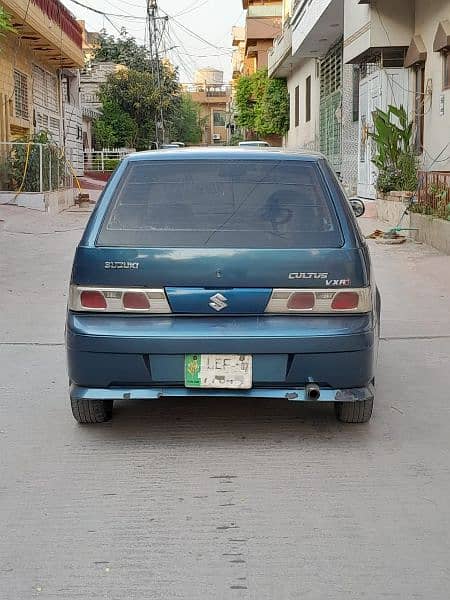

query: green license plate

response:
[185,354,252,389]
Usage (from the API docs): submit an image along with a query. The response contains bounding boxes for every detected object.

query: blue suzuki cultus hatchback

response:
[66,148,380,424]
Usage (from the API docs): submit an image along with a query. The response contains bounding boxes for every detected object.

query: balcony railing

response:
[292,0,314,24]
[187,84,232,97]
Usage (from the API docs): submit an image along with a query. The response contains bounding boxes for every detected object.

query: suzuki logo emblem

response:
[209,293,228,312]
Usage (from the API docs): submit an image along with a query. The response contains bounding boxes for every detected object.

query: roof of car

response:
[125,147,324,162]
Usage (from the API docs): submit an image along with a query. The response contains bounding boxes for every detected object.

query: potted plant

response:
[370,105,418,200]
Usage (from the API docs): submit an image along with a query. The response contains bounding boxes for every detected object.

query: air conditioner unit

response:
[212,133,221,140]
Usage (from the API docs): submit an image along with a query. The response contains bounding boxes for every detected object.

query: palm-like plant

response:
[370,105,417,192]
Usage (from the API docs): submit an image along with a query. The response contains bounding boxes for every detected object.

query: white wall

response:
[285,58,320,150]
[344,0,414,63]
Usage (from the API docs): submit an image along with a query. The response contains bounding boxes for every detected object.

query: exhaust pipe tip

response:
[306,383,321,401]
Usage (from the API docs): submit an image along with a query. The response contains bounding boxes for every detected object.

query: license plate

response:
[184,354,252,389]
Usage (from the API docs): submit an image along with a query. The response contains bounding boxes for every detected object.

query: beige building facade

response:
[187,70,231,145]
[242,0,282,74]
[0,0,84,172]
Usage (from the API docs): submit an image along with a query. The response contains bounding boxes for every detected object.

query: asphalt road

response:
[1,206,450,599]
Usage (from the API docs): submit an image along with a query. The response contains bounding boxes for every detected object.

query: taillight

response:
[80,290,107,310]
[287,292,315,310]
[123,291,150,310]
[265,288,371,314]
[69,286,171,313]
[331,291,359,310]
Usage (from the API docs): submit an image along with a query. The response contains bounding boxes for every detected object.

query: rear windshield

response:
[97,160,342,248]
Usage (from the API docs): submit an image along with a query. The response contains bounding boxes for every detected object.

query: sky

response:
[62,0,244,83]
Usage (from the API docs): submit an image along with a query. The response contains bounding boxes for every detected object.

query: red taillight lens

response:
[287,292,315,310]
[122,291,150,310]
[331,291,359,310]
[80,290,107,309]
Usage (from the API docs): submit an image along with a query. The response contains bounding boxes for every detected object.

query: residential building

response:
[0,0,84,173]
[242,0,283,74]
[78,20,99,66]
[186,69,231,145]
[232,26,246,82]
[80,62,126,151]
[344,0,450,198]
[269,0,359,192]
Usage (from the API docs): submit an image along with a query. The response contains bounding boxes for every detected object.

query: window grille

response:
[14,70,29,119]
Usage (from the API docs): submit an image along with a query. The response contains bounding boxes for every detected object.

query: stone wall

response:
[340,64,359,196]
[376,192,413,231]
[376,192,450,254]
[410,214,450,255]
[0,189,76,213]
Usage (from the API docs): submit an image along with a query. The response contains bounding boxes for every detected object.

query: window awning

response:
[433,19,450,52]
[404,35,427,67]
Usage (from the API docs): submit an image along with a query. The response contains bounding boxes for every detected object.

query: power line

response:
[173,0,209,18]
[160,8,233,55]
[65,0,146,20]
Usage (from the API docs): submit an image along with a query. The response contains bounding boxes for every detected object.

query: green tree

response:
[95,66,181,150]
[235,69,289,137]
[93,29,153,72]
[93,98,137,148]
[0,7,14,41]
[169,94,203,144]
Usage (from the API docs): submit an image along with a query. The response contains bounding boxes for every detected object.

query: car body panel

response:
[70,384,375,404]
[71,246,369,289]
[66,148,380,404]
[67,312,378,389]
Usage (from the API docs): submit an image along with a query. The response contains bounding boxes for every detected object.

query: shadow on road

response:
[77,397,374,447]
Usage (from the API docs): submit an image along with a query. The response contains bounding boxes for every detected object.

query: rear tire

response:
[335,398,373,423]
[71,398,113,424]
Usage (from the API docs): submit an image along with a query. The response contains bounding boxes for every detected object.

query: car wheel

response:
[71,398,114,424]
[335,398,373,423]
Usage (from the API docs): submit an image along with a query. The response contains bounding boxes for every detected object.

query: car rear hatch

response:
[71,157,369,315]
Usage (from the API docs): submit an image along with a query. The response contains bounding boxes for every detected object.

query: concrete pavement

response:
[0,205,450,599]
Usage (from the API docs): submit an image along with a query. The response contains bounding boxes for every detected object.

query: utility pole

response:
[147,0,168,147]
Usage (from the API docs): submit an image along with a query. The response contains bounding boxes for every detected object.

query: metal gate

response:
[319,42,343,173]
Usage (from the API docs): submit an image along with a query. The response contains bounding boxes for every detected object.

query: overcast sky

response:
[62,0,244,82]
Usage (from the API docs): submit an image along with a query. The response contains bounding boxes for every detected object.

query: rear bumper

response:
[70,383,375,403]
[66,313,378,390]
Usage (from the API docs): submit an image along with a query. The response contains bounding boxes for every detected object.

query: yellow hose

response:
[65,156,82,192]
[13,141,32,200]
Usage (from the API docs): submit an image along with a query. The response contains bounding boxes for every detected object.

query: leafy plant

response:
[5,131,67,192]
[370,105,417,193]
[94,65,181,150]
[428,182,449,203]
[229,132,244,146]
[235,69,289,137]
[93,29,153,73]
[168,94,203,144]
[0,7,14,40]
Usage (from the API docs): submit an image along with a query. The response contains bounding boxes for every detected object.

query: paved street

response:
[1,204,450,600]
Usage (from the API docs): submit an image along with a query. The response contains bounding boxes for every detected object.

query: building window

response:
[294,85,299,127]
[352,65,360,122]
[414,64,425,153]
[444,51,450,90]
[305,76,311,123]
[213,111,226,127]
[14,70,29,120]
